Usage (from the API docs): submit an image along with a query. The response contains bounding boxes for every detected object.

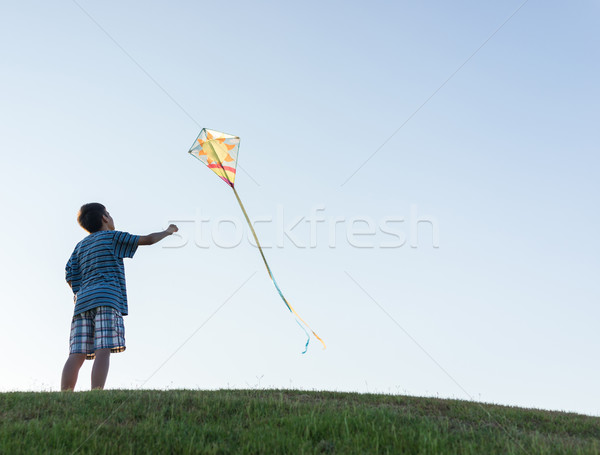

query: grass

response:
[1,389,598,454]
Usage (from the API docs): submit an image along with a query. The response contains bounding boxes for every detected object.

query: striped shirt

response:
[65,230,140,316]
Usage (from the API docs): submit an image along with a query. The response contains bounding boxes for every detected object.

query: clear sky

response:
[1,1,599,416]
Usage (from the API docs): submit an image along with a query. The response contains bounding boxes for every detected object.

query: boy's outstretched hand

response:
[139,224,179,246]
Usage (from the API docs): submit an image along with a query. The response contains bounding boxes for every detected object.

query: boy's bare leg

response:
[91,348,110,390]
[61,354,86,391]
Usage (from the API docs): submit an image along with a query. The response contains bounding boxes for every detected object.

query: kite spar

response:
[188,128,325,353]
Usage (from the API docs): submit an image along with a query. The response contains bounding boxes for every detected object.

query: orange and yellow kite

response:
[188,128,325,353]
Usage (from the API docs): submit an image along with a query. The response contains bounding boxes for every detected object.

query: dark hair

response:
[77,203,106,233]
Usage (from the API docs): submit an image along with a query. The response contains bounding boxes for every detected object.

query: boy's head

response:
[77,203,115,233]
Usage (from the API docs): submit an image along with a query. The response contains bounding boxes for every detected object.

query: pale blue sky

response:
[1,1,599,416]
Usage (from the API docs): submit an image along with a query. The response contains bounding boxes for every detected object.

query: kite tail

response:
[231,186,326,353]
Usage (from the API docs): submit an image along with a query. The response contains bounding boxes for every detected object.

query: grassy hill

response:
[1,389,598,454]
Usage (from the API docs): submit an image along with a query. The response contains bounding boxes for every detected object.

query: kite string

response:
[231,186,326,351]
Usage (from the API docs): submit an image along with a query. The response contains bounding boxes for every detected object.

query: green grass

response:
[1,389,598,454]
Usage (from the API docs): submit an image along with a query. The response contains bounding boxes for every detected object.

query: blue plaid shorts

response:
[69,306,126,360]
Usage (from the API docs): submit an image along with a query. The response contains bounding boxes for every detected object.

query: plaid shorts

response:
[69,306,126,360]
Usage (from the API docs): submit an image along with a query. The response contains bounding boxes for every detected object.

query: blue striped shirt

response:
[65,230,140,316]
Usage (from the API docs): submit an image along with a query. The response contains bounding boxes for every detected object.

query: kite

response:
[188,128,325,353]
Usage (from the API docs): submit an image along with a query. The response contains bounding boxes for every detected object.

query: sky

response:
[1,0,599,416]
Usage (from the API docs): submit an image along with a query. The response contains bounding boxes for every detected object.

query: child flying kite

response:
[61,203,178,390]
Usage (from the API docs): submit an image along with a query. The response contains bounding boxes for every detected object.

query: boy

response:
[61,202,178,391]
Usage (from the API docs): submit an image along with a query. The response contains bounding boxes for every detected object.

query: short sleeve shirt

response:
[65,230,139,316]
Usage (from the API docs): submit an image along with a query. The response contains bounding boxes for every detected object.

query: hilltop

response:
[1,389,598,454]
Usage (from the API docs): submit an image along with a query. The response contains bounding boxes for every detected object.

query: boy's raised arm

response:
[138,224,179,246]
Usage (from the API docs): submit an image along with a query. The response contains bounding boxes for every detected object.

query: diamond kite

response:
[188,128,326,353]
